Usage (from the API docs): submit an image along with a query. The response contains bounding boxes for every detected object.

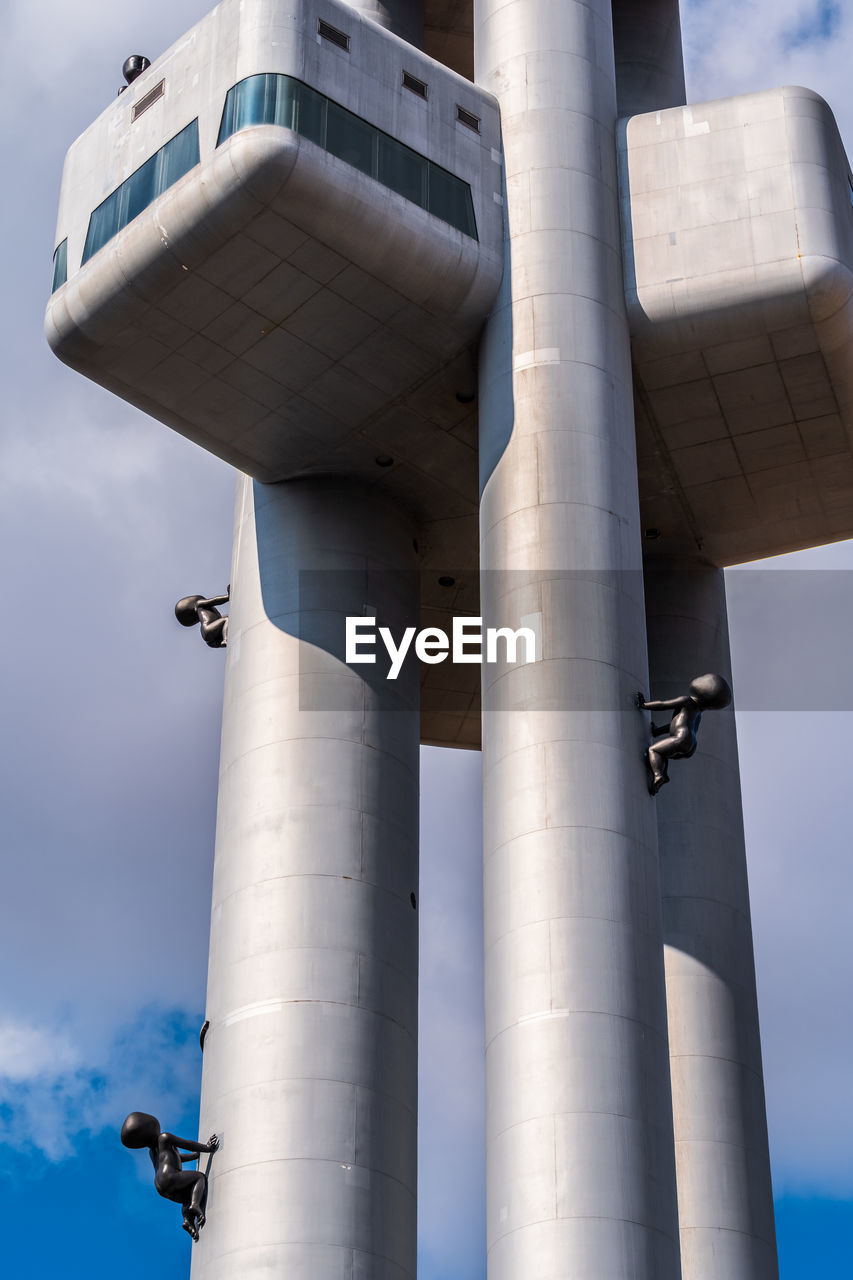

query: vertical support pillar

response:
[475,2,682,1277]
[192,477,420,1280]
[645,562,779,1280]
[610,0,687,117]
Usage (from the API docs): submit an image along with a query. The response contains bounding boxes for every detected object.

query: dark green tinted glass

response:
[82,188,122,263]
[378,134,426,208]
[325,101,376,177]
[51,239,68,293]
[294,82,327,147]
[160,120,201,190]
[427,163,477,240]
[122,151,159,224]
[217,74,477,240]
[82,120,199,264]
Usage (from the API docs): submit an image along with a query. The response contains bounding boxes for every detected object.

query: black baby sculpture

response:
[175,587,230,648]
[637,673,732,795]
[120,1112,218,1241]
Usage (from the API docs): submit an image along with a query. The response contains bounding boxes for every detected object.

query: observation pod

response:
[45,1,853,1279]
[45,0,503,489]
[46,1,504,1275]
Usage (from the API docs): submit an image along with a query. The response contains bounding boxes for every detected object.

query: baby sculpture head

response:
[688,673,732,710]
[120,1111,160,1149]
[174,596,206,627]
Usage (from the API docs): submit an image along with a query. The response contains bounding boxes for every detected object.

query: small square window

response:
[402,71,428,100]
[456,105,481,133]
[318,19,350,51]
[131,79,165,122]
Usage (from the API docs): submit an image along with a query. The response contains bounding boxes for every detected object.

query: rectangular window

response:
[50,239,68,293]
[326,100,376,177]
[378,133,426,206]
[217,75,478,240]
[84,187,122,263]
[318,19,350,51]
[402,71,428,100]
[428,162,477,238]
[131,79,165,122]
[456,105,481,133]
[82,119,199,264]
[235,72,271,135]
[272,75,300,133]
[121,149,159,225]
[295,80,326,146]
[160,118,203,188]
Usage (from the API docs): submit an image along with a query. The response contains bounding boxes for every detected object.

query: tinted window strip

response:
[51,239,68,293]
[217,73,478,241]
[82,119,200,265]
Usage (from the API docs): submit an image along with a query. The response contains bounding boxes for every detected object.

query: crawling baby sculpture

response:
[637,673,732,795]
[120,1112,218,1241]
[175,588,230,648]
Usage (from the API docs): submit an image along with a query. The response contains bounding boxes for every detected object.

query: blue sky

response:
[1,0,852,1275]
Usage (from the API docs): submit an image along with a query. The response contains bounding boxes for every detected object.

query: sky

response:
[0,0,851,1276]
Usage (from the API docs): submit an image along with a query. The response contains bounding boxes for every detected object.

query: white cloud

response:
[0,1019,80,1082]
[0,1008,201,1163]
[683,0,853,139]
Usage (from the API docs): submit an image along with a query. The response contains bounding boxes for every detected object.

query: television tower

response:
[47,2,853,1276]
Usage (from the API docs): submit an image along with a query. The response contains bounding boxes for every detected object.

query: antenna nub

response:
[122,55,151,85]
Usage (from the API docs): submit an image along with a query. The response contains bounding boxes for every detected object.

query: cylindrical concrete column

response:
[475,2,682,1277]
[344,0,424,46]
[611,0,686,117]
[645,562,779,1280]
[192,476,420,1280]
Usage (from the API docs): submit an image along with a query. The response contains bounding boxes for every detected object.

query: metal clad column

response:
[191,477,420,1280]
[475,2,682,1277]
[645,564,779,1280]
[611,0,687,117]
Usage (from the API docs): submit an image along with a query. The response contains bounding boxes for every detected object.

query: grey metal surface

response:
[191,476,420,1279]
[645,562,779,1280]
[621,87,853,565]
[475,0,681,1275]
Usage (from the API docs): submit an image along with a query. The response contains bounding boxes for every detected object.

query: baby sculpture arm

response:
[194,593,230,610]
[169,1133,219,1163]
[637,694,688,711]
[636,693,693,738]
